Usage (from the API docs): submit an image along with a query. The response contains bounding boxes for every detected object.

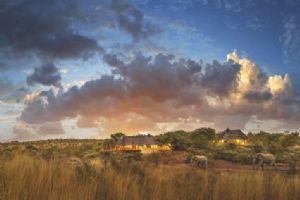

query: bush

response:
[190,128,216,149]
[268,142,283,154]
[213,146,252,164]
[156,128,216,151]
[250,142,264,153]
[25,144,38,151]
[280,133,299,148]
[225,143,237,150]
[156,130,191,151]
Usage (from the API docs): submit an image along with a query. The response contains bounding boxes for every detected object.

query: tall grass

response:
[0,154,300,200]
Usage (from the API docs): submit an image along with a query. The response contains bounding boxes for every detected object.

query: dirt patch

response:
[158,152,291,172]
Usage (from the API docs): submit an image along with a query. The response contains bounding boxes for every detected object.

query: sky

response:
[1,0,300,141]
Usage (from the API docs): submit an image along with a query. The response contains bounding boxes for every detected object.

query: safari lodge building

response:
[107,135,171,154]
[216,128,249,145]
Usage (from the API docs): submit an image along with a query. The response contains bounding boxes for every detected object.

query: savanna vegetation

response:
[156,128,300,171]
[0,128,300,200]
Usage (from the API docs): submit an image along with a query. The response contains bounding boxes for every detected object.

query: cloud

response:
[267,74,292,97]
[35,122,65,136]
[243,90,273,102]
[20,51,300,134]
[13,121,65,141]
[0,100,23,121]
[198,0,256,12]
[2,87,30,103]
[104,52,203,103]
[245,17,264,31]
[110,0,160,41]
[200,60,240,97]
[0,78,15,97]
[281,14,300,66]
[0,63,6,71]
[21,53,205,133]
[13,122,37,141]
[216,51,298,122]
[27,62,61,87]
[23,91,42,104]
[0,78,29,103]
[0,0,159,73]
[0,0,100,60]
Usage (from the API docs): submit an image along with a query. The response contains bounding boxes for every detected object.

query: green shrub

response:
[250,142,264,153]
[225,143,237,150]
[213,146,252,164]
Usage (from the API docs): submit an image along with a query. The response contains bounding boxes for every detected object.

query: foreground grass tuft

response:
[0,153,300,200]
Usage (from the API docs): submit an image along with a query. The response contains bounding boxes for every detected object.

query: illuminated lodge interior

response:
[106,135,171,153]
[215,128,249,145]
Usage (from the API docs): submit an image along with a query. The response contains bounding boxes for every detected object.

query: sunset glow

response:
[1,0,300,141]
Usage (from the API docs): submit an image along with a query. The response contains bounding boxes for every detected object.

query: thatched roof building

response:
[216,128,248,145]
[115,135,161,146]
[107,134,171,153]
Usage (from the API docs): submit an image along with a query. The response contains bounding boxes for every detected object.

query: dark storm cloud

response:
[104,53,202,102]
[0,0,160,61]
[103,53,124,67]
[27,62,61,87]
[110,0,161,41]
[0,0,161,78]
[19,51,300,132]
[200,60,241,96]
[0,0,100,60]
[21,52,245,125]
[243,90,273,102]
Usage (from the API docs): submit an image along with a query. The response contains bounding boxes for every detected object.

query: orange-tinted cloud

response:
[19,51,300,135]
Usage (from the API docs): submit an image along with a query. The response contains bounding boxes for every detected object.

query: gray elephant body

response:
[190,155,208,169]
[253,153,276,170]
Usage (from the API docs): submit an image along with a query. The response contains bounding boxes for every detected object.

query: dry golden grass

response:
[0,151,300,200]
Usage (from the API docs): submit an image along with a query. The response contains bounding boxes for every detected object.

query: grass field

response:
[0,140,299,200]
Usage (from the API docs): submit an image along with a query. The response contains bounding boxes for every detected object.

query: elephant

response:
[190,155,208,169]
[252,153,277,170]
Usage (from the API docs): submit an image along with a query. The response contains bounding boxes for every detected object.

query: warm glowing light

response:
[215,139,248,146]
[106,143,171,153]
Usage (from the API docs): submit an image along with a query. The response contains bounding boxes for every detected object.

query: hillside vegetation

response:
[0,129,300,200]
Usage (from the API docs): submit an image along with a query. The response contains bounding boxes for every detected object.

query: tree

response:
[155,130,191,151]
[190,128,215,149]
[280,132,299,148]
[110,132,125,141]
[191,128,216,140]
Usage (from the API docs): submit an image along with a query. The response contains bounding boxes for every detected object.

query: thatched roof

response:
[217,129,248,140]
[115,135,161,146]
